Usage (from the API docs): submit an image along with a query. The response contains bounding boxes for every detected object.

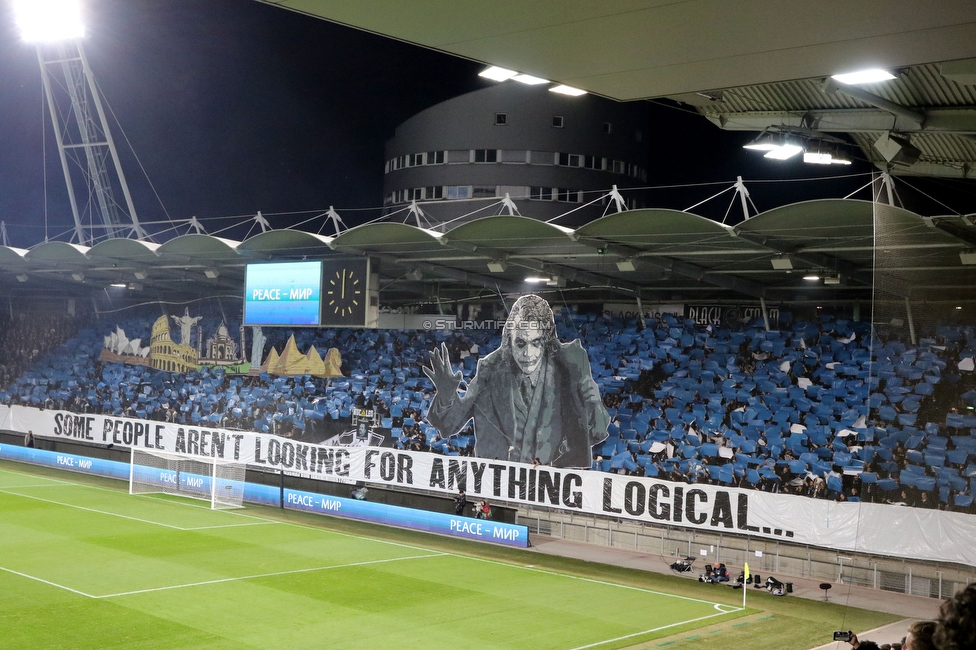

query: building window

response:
[635,130,643,142]
[530,187,553,201]
[557,153,583,167]
[556,189,581,203]
[473,149,498,163]
[410,153,424,167]
[602,122,612,134]
[426,150,445,164]
[552,115,564,128]
[425,186,443,199]
[410,188,423,200]
[495,112,507,126]
[446,186,470,199]
[612,160,626,174]
[472,186,497,198]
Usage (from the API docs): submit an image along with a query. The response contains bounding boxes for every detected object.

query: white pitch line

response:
[96,552,447,599]
[0,466,275,525]
[0,488,190,530]
[0,483,64,489]
[0,565,97,599]
[456,552,739,609]
[568,608,745,650]
[183,521,279,531]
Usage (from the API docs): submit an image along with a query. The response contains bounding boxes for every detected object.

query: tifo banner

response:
[3,404,976,566]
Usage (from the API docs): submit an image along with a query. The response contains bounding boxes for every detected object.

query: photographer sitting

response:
[766,576,785,596]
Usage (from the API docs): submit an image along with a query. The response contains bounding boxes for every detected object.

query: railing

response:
[517,505,974,599]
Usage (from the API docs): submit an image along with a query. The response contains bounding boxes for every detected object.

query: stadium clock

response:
[321,259,370,326]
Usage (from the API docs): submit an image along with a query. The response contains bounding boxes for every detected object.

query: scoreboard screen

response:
[243,261,322,326]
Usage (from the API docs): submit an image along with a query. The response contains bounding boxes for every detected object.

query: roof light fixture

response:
[803,273,821,281]
[525,276,549,283]
[550,85,586,96]
[513,73,549,85]
[110,283,127,288]
[13,0,85,42]
[487,260,507,273]
[478,66,517,82]
[802,141,853,166]
[764,144,803,160]
[770,255,793,270]
[831,69,896,85]
[743,131,803,160]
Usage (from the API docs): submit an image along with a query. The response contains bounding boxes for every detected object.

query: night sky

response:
[0,0,971,249]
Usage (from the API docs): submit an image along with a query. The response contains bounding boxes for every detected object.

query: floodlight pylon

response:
[36,40,145,244]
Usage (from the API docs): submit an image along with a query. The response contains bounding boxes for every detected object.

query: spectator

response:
[903,620,936,650]
[847,631,882,650]
[934,582,976,650]
[453,490,467,516]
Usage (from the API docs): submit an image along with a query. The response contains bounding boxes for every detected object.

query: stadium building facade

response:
[382,84,651,225]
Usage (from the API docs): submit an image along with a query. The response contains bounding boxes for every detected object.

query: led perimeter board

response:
[244,261,323,326]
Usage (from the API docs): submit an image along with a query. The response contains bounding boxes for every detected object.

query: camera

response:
[833,631,852,642]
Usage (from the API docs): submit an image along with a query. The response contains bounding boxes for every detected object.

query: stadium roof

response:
[258,1,976,178]
[4,199,976,308]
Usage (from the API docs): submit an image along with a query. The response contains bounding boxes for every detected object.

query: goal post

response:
[129,448,246,510]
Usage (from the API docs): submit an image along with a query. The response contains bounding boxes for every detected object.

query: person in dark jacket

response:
[425,295,608,467]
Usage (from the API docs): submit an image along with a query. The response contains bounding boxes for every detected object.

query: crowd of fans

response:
[2,303,976,512]
[846,581,976,649]
[0,311,83,389]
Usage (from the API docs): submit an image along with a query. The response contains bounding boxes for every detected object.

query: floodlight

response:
[804,143,853,166]
[616,259,636,272]
[479,66,517,81]
[831,69,895,85]
[525,276,549,283]
[16,274,28,282]
[764,144,803,160]
[129,282,144,291]
[743,132,780,151]
[513,74,549,85]
[13,0,85,43]
[487,260,507,273]
[110,283,127,288]
[134,270,149,280]
[550,85,586,96]
[770,256,793,270]
[803,274,821,281]
[406,269,423,281]
[744,132,803,160]
[824,275,841,285]
[804,152,833,165]
[959,251,976,265]
[71,272,85,281]
[204,268,219,279]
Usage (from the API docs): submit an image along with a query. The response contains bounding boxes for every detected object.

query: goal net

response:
[129,448,246,510]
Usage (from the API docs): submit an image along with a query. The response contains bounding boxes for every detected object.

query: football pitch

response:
[0,461,900,650]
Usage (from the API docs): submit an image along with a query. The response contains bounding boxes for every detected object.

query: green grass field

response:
[0,460,899,649]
